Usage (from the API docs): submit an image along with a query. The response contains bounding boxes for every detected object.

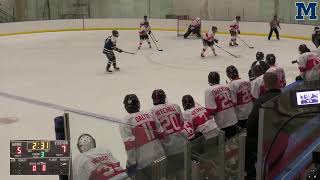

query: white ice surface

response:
[0,30,315,180]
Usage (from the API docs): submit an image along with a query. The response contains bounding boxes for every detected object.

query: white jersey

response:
[151,103,187,155]
[120,111,165,169]
[73,148,128,180]
[182,105,219,139]
[266,65,286,88]
[230,20,240,31]
[202,31,215,42]
[139,25,150,36]
[190,18,201,29]
[298,52,320,79]
[204,84,238,129]
[181,121,195,140]
[228,78,254,121]
[251,75,266,99]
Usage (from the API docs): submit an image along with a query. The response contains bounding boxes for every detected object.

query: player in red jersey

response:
[138,21,151,50]
[265,54,286,88]
[229,16,241,46]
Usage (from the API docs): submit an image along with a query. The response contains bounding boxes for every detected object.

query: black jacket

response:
[312,33,320,48]
[247,89,282,138]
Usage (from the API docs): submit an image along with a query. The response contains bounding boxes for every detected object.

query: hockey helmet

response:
[315,26,320,33]
[77,133,96,153]
[208,71,220,85]
[266,54,276,65]
[212,26,218,33]
[124,94,140,114]
[236,16,241,21]
[152,89,166,105]
[256,51,264,61]
[226,65,239,80]
[144,15,148,20]
[299,44,310,54]
[182,95,195,110]
[112,30,119,37]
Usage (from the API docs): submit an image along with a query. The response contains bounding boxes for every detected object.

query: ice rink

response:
[0,30,315,180]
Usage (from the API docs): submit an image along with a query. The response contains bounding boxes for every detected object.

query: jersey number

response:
[216,92,233,111]
[160,114,182,134]
[142,122,156,141]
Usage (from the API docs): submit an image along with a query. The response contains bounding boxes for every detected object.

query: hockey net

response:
[177,15,201,37]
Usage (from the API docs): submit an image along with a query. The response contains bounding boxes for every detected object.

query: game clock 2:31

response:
[27,141,50,150]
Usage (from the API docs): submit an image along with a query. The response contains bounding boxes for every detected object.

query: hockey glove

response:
[237,30,240,34]
[126,164,137,177]
[295,75,303,81]
[117,49,123,53]
[148,30,152,35]
[214,39,219,43]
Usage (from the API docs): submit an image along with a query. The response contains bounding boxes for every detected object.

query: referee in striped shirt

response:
[268,15,281,40]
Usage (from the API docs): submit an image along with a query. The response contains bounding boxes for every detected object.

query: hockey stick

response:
[238,37,254,49]
[150,32,159,42]
[214,45,240,58]
[149,34,163,51]
[122,50,136,55]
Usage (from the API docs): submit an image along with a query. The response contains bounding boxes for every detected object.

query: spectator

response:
[245,72,282,180]
[268,15,281,40]
[205,72,238,139]
[266,54,286,88]
[312,26,320,48]
[120,94,166,180]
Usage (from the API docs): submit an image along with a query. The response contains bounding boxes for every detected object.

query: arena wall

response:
[0,18,314,40]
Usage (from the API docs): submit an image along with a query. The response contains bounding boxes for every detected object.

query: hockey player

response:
[138,21,152,50]
[103,30,123,73]
[73,134,129,180]
[182,94,220,139]
[229,16,241,46]
[250,63,267,100]
[248,52,270,81]
[150,89,187,179]
[226,65,253,129]
[183,17,201,39]
[205,72,238,139]
[297,44,320,80]
[140,15,149,27]
[201,26,219,57]
[120,94,166,180]
[312,26,320,48]
[266,54,286,88]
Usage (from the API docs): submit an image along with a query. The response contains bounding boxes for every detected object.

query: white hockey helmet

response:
[77,133,96,153]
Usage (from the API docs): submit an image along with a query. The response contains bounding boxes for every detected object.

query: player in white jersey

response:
[201,26,219,57]
[297,44,320,80]
[150,89,187,179]
[182,95,220,139]
[140,15,149,28]
[184,17,201,39]
[251,62,268,99]
[226,65,253,129]
[266,54,286,88]
[138,21,151,49]
[120,94,166,179]
[229,16,241,46]
[73,134,129,180]
[205,72,238,139]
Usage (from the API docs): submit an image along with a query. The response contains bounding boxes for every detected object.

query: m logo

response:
[295,2,318,20]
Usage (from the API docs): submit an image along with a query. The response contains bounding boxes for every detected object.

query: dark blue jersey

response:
[103,36,118,54]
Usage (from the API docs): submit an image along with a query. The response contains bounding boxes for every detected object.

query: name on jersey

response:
[91,155,110,165]
[238,82,250,91]
[191,106,205,116]
[155,106,176,116]
[213,86,229,96]
[135,113,151,122]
